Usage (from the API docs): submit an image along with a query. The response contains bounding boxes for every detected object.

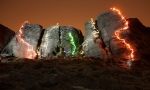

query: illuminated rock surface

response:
[83,21,106,58]
[0,9,150,60]
[0,24,15,52]
[97,10,125,54]
[59,26,83,56]
[1,23,43,59]
[39,25,83,58]
[0,8,150,90]
[38,25,60,58]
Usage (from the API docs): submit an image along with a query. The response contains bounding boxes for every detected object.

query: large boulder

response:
[38,25,60,58]
[39,25,83,58]
[97,10,125,54]
[1,22,43,59]
[82,20,106,59]
[59,26,83,57]
[0,24,15,52]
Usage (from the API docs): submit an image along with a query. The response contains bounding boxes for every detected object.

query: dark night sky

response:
[0,0,150,34]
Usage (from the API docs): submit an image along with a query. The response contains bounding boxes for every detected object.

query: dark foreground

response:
[0,58,150,90]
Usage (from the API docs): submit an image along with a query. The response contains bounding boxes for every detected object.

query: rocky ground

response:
[0,58,149,90]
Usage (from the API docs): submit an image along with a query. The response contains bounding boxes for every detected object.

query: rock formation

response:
[97,10,124,52]
[0,24,15,52]
[126,18,150,60]
[82,19,106,59]
[97,9,127,59]
[38,25,60,58]
[1,22,43,59]
[59,26,83,57]
[39,25,83,58]
[0,8,149,61]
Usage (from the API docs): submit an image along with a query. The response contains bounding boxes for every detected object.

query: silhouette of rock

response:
[127,18,150,60]
[0,24,15,52]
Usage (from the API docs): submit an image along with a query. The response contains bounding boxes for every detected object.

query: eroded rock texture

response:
[82,21,106,59]
[59,26,83,57]
[97,10,125,55]
[38,25,60,58]
[39,25,83,58]
[1,22,43,59]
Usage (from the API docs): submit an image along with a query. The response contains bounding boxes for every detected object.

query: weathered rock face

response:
[60,26,83,57]
[38,25,60,58]
[0,24,15,52]
[1,22,43,59]
[39,25,83,58]
[97,10,125,54]
[84,21,95,40]
[82,21,106,59]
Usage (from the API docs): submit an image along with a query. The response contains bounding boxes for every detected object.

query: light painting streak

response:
[16,21,37,59]
[110,7,134,61]
[68,32,77,55]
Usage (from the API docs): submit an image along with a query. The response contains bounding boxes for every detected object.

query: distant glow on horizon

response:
[110,7,134,61]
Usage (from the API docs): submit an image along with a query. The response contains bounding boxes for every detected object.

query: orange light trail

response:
[110,8,134,61]
[16,21,37,59]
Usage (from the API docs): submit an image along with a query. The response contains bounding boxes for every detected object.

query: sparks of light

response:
[91,18,100,39]
[110,7,134,61]
[68,32,77,55]
[16,21,37,59]
[82,18,100,53]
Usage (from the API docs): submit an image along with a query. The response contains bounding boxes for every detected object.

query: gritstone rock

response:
[1,22,43,59]
[39,25,83,58]
[0,24,15,53]
[82,21,106,59]
[97,10,125,55]
[38,25,60,58]
[60,26,83,57]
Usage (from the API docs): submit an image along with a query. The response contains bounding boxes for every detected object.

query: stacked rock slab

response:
[39,25,83,58]
[38,25,60,58]
[60,26,83,57]
[97,10,125,55]
[0,24,15,52]
[82,21,106,59]
[1,22,42,59]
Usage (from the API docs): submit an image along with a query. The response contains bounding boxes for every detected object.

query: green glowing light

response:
[68,32,77,55]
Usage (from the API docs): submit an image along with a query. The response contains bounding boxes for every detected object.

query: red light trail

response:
[16,21,37,59]
[110,8,134,61]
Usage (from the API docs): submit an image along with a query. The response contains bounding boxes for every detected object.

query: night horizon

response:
[0,0,150,35]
